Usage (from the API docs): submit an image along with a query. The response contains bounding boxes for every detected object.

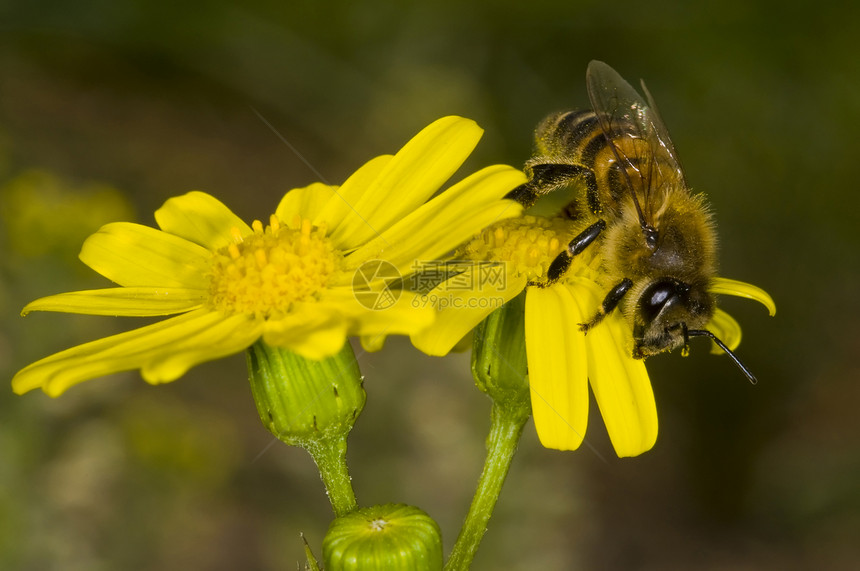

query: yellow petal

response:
[326,290,435,337]
[525,285,589,451]
[22,287,205,317]
[262,310,350,361]
[710,277,776,316]
[359,334,386,353]
[326,116,485,249]
[80,222,211,289]
[275,182,341,226]
[154,191,252,250]
[310,155,393,241]
[140,314,263,384]
[411,273,528,356]
[11,309,261,396]
[349,165,524,273]
[580,282,657,458]
[708,308,742,353]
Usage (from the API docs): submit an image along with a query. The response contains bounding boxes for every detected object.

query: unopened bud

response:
[471,292,529,410]
[323,504,442,570]
[247,341,366,447]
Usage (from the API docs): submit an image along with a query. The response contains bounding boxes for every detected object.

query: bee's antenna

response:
[687,329,757,385]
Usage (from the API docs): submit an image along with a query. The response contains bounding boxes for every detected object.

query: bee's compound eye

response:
[638,278,688,323]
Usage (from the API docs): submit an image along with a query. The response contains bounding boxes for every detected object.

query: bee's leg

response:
[504,182,542,207]
[680,323,691,357]
[540,219,606,286]
[579,278,634,333]
[504,162,596,208]
[581,170,601,216]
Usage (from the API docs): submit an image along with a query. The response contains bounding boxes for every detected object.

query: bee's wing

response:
[585,60,686,228]
[640,78,689,189]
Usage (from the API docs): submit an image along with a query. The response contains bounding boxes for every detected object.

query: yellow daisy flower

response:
[413,215,775,457]
[12,116,525,397]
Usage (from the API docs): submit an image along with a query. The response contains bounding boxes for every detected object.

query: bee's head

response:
[632,277,713,357]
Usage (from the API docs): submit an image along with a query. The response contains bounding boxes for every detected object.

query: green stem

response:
[444,401,529,571]
[305,434,357,518]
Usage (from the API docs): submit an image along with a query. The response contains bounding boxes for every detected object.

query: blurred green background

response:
[2,1,858,569]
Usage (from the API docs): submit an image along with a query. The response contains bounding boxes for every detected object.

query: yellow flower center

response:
[461,215,585,282]
[208,215,343,318]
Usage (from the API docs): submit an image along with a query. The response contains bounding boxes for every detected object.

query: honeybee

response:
[507,60,756,382]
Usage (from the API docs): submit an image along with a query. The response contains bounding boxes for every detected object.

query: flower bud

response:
[471,292,529,410]
[323,504,442,571]
[247,340,366,447]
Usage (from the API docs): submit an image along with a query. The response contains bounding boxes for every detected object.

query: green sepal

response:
[247,340,366,448]
[323,504,443,571]
[302,533,321,571]
[471,292,530,412]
